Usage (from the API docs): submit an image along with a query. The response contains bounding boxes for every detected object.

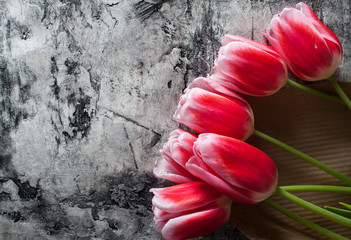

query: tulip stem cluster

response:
[253,129,351,186]
[286,79,344,104]
[255,129,351,238]
[264,199,349,240]
[328,75,351,110]
[274,187,351,228]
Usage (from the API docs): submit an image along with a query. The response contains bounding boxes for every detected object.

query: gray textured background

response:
[0,0,350,239]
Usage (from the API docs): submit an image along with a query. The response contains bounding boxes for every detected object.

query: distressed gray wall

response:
[0,0,350,239]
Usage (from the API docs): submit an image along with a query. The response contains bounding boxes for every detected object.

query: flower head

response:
[151,181,232,240]
[263,2,343,81]
[212,35,288,96]
[186,133,278,204]
[173,87,254,140]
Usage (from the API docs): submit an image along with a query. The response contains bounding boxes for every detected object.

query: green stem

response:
[275,187,351,228]
[253,130,351,186]
[264,199,349,240]
[281,185,351,194]
[287,79,344,104]
[328,75,351,110]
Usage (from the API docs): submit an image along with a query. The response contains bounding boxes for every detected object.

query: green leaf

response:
[325,206,351,219]
[339,202,351,211]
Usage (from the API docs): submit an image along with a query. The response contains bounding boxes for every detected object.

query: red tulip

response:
[263,2,342,81]
[173,87,254,140]
[154,129,199,183]
[186,133,278,204]
[151,181,232,240]
[211,34,288,96]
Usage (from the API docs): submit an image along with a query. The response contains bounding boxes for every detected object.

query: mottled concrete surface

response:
[0,0,350,239]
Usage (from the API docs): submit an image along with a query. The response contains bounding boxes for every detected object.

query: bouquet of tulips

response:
[150,3,351,240]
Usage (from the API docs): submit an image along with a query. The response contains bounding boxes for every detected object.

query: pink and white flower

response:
[263,2,343,81]
[151,181,232,240]
[212,35,288,96]
[173,87,254,140]
[186,133,278,204]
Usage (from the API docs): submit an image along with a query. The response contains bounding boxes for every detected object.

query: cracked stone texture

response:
[0,0,350,239]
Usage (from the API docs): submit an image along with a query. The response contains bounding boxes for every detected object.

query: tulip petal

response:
[195,133,277,195]
[186,156,259,204]
[150,181,222,213]
[153,207,192,233]
[281,9,332,77]
[153,207,184,223]
[186,77,254,119]
[168,129,197,167]
[296,3,342,75]
[153,207,170,232]
[297,2,342,48]
[220,34,285,61]
[154,129,199,183]
[153,196,232,229]
[161,206,231,240]
[186,76,242,101]
[173,88,254,140]
[153,155,197,183]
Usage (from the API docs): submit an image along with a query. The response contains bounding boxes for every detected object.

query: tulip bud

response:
[263,2,343,81]
[154,129,199,183]
[186,133,278,204]
[212,35,288,96]
[151,181,232,240]
[173,87,254,140]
